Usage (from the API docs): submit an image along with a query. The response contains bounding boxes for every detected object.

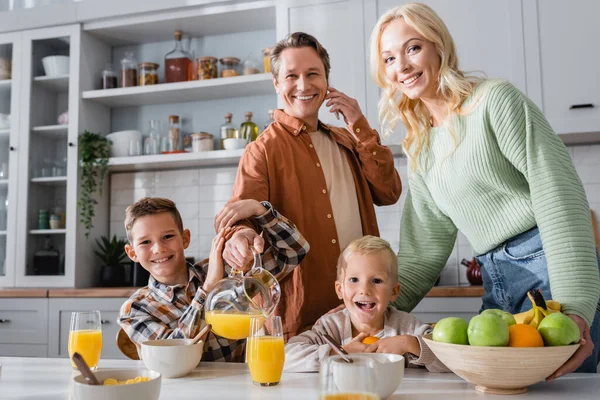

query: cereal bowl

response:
[141,338,204,378]
[332,353,404,399]
[72,368,161,400]
[422,334,579,394]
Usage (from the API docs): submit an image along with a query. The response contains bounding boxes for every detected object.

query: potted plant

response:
[78,130,110,238]
[95,235,129,287]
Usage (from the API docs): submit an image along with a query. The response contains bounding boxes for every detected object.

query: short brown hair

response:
[336,236,398,282]
[124,197,183,243]
[270,32,331,81]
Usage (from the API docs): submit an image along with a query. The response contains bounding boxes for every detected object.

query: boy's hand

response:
[365,335,420,357]
[214,199,267,232]
[340,333,372,354]
[203,228,229,293]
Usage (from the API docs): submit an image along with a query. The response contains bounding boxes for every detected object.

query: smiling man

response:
[215,32,401,338]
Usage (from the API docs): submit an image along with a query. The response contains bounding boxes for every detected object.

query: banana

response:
[512,289,562,328]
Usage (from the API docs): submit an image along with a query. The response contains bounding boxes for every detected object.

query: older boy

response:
[284,235,447,372]
[118,197,309,362]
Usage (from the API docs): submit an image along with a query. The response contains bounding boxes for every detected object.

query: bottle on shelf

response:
[264,109,275,131]
[239,112,259,143]
[101,63,117,89]
[38,209,49,230]
[220,113,238,149]
[120,52,137,88]
[165,30,193,83]
[32,236,61,275]
[168,115,181,151]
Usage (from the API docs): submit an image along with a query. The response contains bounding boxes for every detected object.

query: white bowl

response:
[332,353,404,399]
[41,55,70,76]
[106,130,142,158]
[141,338,204,378]
[223,137,247,150]
[72,368,161,400]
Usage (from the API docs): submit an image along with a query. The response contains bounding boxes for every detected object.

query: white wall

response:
[109,144,600,286]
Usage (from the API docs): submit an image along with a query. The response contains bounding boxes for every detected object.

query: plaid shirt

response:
[118,202,309,362]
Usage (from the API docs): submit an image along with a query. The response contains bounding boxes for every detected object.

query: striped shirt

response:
[118,202,309,362]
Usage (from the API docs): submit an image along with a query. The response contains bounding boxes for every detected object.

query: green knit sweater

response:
[394,80,600,325]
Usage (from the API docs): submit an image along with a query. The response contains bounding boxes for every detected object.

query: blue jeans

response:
[476,227,600,373]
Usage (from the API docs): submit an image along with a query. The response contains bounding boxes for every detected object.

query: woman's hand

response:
[365,335,420,356]
[546,314,594,380]
[324,87,364,126]
[214,199,267,233]
[203,227,230,292]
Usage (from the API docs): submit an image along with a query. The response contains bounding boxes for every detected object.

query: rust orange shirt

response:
[230,110,401,337]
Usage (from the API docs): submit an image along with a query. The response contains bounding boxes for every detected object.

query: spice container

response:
[196,56,218,80]
[101,63,117,89]
[120,51,137,87]
[243,56,261,75]
[262,47,272,73]
[220,57,240,78]
[220,113,238,149]
[168,115,181,151]
[49,214,61,230]
[165,30,193,82]
[192,132,214,152]
[138,62,159,86]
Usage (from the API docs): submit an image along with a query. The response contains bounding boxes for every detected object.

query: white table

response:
[1,357,599,399]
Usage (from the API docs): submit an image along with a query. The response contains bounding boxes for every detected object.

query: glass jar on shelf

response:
[101,63,117,89]
[220,113,238,149]
[219,57,240,78]
[165,30,193,83]
[168,115,181,151]
[196,56,218,80]
[38,209,49,230]
[192,132,214,152]
[262,47,272,73]
[264,109,275,131]
[243,55,261,76]
[138,62,159,86]
[120,51,137,88]
[240,112,259,143]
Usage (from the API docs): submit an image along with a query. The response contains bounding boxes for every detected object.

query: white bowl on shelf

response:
[72,368,161,400]
[41,55,70,77]
[106,130,142,158]
[141,338,204,378]
[223,138,247,150]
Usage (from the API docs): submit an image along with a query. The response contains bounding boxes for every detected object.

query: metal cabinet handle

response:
[569,103,595,109]
[100,320,110,324]
[0,318,11,323]
[68,142,75,147]
[9,146,15,151]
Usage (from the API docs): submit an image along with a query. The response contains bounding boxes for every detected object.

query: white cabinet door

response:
[48,298,128,360]
[524,0,600,135]
[364,0,526,144]
[276,0,367,127]
[0,298,48,347]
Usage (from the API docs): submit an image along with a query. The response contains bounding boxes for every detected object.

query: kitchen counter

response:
[0,357,598,399]
[0,286,485,298]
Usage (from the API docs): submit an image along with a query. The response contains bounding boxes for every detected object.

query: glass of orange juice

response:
[68,311,103,370]
[320,356,379,400]
[247,315,284,386]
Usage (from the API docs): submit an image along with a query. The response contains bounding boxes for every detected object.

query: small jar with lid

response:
[219,57,240,78]
[101,63,117,89]
[168,115,181,151]
[120,51,137,87]
[262,47,272,73]
[196,56,218,80]
[139,62,159,86]
[192,132,214,152]
[243,55,261,76]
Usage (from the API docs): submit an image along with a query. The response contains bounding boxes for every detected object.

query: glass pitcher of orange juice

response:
[68,311,103,370]
[205,248,280,340]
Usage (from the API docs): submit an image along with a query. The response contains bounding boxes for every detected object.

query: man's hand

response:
[546,314,594,380]
[214,199,267,233]
[325,86,364,126]
[340,333,372,354]
[222,228,265,271]
[365,335,420,357]
[203,227,229,292]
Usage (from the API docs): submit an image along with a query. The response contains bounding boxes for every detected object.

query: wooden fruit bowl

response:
[422,334,579,394]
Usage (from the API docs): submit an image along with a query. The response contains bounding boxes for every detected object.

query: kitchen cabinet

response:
[0,298,49,357]
[523,0,600,136]
[411,297,480,324]
[276,0,368,128]
[48,297,129,360]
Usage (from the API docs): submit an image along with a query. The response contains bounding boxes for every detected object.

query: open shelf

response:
[82,73,274,107]
[108,149,245,172]
[82,1,276,46]
[29,229,66,235]
[33,75,69,92]
[32,124,68,138]
[30,176,67,186]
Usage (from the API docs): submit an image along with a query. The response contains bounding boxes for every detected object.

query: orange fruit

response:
[362,336,380,345]
[508,323,544,347]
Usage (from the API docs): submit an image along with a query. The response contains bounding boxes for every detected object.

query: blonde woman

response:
[370,3,600,378]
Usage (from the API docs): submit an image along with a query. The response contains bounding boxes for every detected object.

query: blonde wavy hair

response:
[370,3,482,171]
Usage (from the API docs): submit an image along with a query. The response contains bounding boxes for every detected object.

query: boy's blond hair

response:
[336,235,398,282]
[124,197,184,243]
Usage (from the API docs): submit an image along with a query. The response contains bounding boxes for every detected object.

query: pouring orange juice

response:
[68,311,103,370]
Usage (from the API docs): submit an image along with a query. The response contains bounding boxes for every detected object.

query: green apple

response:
[481,309,517,326]
[467,314,509,346]
[537,313,580,346]
[432,317,469,345]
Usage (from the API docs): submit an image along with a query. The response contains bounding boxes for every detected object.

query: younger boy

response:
[284,235,447,372]
[118,197,309,362]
